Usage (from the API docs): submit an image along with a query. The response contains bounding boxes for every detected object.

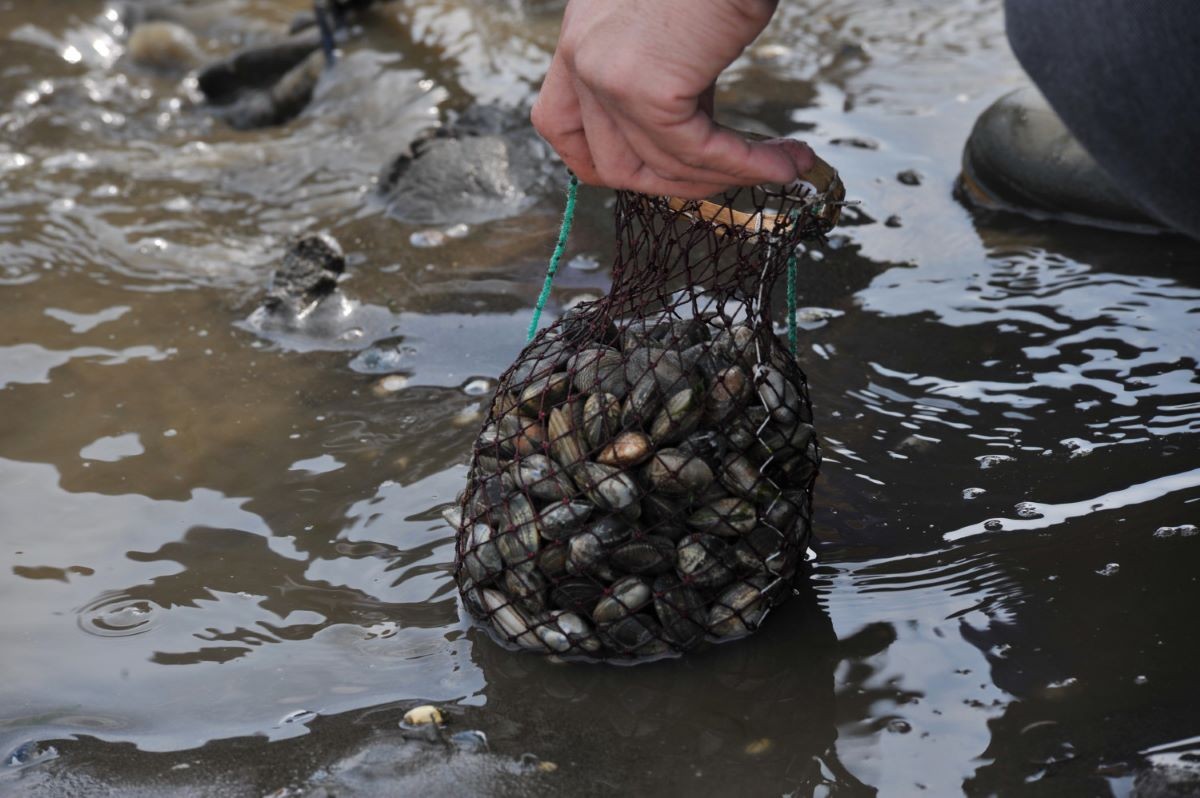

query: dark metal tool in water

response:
[452,154,846,661]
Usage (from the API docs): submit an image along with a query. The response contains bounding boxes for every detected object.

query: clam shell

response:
[462,523,503,584]
[536,540,569,579]
[508,454,576,502]
[592,575,652,625]
[550,578,605,617]
[603,613,670,657]
[644,449,714,496]
[535,500,593,541]
[596,431,654,469]
[704,366,750,424]
[517,371,572,416]
[621,371,661,428]
[503,565,549,615]
[573,461,641,512]
[480,588,546,651]
[582,392,623,451]
[649,388,702,445]
[676,533,735,591]
[708,577,771,637]
[687,497,757,537]
[610,535,677,575]
[653,573,706,650]
[547,403,585,468]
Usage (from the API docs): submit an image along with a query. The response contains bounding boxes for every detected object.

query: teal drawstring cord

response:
[526,173,579,342]
[786,248,798,356]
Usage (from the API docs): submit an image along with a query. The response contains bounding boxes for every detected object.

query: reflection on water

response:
[1,0,1198,795]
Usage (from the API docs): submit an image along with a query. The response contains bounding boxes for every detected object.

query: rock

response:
[378,106,558,225]
[263,233,345,312]
[896,169,922,186]
[127,22,203,73]
[197,31,323,102]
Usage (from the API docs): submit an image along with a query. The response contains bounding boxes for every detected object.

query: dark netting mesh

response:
[454,176,842,661]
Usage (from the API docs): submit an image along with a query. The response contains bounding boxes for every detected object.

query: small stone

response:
[1014,502,1043,519]
[410,229,448,248]
[372,375,409,395]
[1096,563,1120,577]
[884,214,903,227]
[537,761,558,773]
[449,730,489,753]
[976,454,1015,469]
[444,223,470,239]
[1134,675,1148,685]
[127,22,202,72]
[744,738,773,755]
[462,378,493,396]
[983,519,1003,532]
[402,705,443,726]
[886,719,913,734]
[1154,524,1198,539]
[896,169,923,186]
[829,136,879,150]
[962,487,986,500]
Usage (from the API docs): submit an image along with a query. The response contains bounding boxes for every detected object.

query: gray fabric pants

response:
[1005,0,1200,240]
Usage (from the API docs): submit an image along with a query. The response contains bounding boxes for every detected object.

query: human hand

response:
[531,0,815,198]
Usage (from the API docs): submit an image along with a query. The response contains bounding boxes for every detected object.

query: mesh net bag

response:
[454,160,844,661]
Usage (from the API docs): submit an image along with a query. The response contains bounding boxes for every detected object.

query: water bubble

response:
[79,595,160,637]
[976,454,1015,469]
[962,487,986,500]
[1096,563,1120,577]
[566,254,601,272]
[1154,524,1197,539]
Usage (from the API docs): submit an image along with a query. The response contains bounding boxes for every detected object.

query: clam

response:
[596,431,654,469]
[708,577,771,637]
[536,540,569,579]
[508,454,576,502]
[603,613,670,657]
[509,336,569,385]
[550,578,605,617]
[731,526,787,574]
[676,533,735,591]
[653,573,706,650]
[582,392,622,451]
[540,609,601,654]
[547,404,585,468]
[517,371,572,416]
[621,371,661,428]
[568,347,627,397]
[497,414,546,457]
[644,449,714,496]
[687,497,757,537]
[649,388,702,444]
[480,588,546,651]
[754,365,800,426]
[704,366,750,424]
[573,461,641,512]
[462,523,503,584]
[610,535,676,575]
[592,575,652,625]
[535,500,593,541]
[720,454,779,503]
[503,565,548,615]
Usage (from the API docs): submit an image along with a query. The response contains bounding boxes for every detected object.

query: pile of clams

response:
[452,307,820,660]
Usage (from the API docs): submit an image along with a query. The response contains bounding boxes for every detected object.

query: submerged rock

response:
[126,21,203,73]
[263,233,346,313]
[378,105,558,225]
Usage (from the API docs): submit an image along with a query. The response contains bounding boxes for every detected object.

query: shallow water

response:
[1,0,1199,795]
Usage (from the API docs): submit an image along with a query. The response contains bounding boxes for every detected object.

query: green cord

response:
[526,173,579,342]
[786,248,798,356]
